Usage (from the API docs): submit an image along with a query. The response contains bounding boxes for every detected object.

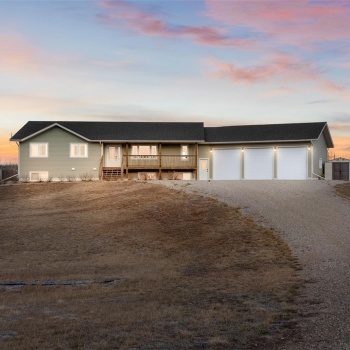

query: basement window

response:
[70,143,88,158]
[30,143,48,158]
[29,171,49,181]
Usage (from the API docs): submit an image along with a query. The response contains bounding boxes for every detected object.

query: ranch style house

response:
[10,121,333,181]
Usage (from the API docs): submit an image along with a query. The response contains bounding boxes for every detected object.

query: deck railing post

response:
[126,143,129,178]
[195,143,199,180]
[159,143,162,180]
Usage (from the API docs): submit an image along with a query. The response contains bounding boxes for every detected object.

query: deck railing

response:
[124,155,197,168]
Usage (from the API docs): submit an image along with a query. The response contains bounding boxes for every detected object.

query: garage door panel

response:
[244,148,274,180]
[277,147,308,179]
[213,149,241,180]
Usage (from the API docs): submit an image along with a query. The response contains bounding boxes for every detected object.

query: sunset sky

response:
[1,0,350,163]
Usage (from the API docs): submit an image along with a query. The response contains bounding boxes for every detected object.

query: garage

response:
[244,148,274,180]
[277,147,308,180]
[213,149,241,180]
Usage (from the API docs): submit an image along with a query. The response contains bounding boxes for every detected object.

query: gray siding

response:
[312,133,328,177]
[19,127,101,180]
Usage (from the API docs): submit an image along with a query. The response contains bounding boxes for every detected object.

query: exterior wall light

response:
[72,168,75,171]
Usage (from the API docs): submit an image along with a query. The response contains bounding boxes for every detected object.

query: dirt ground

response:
[335,182,350,200]
[0,181,300,349]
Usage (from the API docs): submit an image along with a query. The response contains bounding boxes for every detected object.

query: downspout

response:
[17,141,20,180]
[311,139,327,180]
[312,173,325,180]
[310,141,314,179]
[99,141,103,180]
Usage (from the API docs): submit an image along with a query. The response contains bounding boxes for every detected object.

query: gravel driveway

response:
[161,180,350,349]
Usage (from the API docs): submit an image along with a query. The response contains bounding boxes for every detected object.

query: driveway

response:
[162,180,350,349]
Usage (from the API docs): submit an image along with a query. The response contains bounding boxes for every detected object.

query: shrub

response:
[80,172,94,181]
[66,174,76,182]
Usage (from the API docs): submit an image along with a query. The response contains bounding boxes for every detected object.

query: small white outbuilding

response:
[325,158,350,180]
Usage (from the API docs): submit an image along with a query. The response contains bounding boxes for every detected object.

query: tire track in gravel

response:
[160,180,350,350]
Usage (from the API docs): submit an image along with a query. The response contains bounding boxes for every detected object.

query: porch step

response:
[102,168,122,181]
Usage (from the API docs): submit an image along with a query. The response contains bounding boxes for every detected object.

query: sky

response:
[1,0,350,163]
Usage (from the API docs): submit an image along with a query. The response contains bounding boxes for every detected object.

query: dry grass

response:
[0,181,301,349]
[335,182,350,200]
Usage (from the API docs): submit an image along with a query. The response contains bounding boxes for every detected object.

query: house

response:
[325,158,350,181]
[10,121,333,181]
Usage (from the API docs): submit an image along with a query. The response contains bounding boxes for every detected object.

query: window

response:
[319,158,323,169]
[181,145,189,160]
[131,145,157,158]
[30,143,48,157]
[29,171,48,181]
[70,143,88,158]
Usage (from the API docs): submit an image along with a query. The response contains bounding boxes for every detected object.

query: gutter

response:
[200,139,318,145]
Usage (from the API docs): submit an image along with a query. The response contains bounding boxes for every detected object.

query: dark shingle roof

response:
[11,121,205,142]
[10,121,333,147]
[204,122,333,147]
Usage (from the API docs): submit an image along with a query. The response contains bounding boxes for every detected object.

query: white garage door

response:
[244,148,274,179]
[213,149,241,180]
[277,147,308,179]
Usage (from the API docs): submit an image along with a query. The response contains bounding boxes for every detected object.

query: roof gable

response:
[12,122,90,142]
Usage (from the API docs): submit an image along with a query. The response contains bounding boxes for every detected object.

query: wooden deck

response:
[101,155,198,180]
[123,155,197,169]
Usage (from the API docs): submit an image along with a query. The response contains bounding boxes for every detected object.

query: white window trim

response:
[181,144,189,161]
[70,143,88,158]
[29,171,49,181]
[30,143,48,158]
[131,145,158,159]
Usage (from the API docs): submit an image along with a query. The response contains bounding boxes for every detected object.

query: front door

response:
[199,158,209,180]
[106,146,121,167]
[333,162,349,180]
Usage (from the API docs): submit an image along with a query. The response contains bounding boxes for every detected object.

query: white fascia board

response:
[318,123,334,148]
[94,140,204,143]
[19,123,91,142]
[199,139,314,145]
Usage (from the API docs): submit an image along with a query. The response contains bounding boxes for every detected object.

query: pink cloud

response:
[98,1,254,48]
[0,32,132,75]
[0,34,39,72]
[205,0,350,46]
[206,53,347,96]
